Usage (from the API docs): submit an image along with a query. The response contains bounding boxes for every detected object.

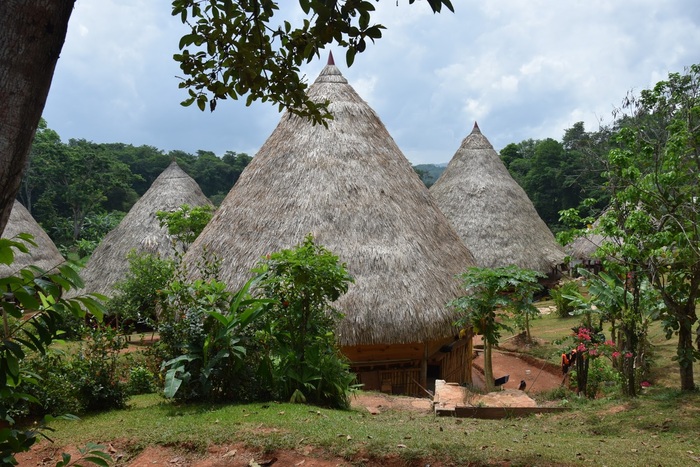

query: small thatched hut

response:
[567,213,610,273]
[430,123,565,278]
[0,200,65,277]
[75,161,212,298]
[183,54,477,395]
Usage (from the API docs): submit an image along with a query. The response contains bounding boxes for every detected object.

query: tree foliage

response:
[449,265,543,391]
[596,64,700,391]
[0,234,107,464]
[18,120,250,255]
[500,124,611,232]
[157,203,215,250]
[254,234,355,408]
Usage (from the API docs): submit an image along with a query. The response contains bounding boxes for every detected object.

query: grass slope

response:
[23,310,700,466]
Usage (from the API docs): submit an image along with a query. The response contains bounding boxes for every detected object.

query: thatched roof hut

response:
[430,122,565,275]
[183,55,477,394]
[568,229,605,263]
[567,211,613,273]
[75,161,212,298]
[0,200,65,276]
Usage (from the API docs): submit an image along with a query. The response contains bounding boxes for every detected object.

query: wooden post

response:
[466,329,473,384]
[421,342,428,393]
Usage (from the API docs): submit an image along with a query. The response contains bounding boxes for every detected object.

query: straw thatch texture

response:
[184,61,476,347]
[430,123,565,274]
[75,162,212,298]
[0,200,65,276]
[568,229,605,261]
[567,210,614,264]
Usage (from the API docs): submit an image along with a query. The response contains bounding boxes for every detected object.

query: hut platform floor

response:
[433,380,537,412]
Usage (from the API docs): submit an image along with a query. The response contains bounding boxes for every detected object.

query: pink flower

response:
[625,352,633,358]
[612,351,621,358]
[641,381,651,387]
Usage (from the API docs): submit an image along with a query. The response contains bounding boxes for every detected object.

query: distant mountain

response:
[413,163,447,188]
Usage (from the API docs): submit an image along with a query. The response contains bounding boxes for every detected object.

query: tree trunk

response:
[484,340,494,392]
[678,318,696,391]
[622,321,637,397]
[0,0,75,236]
[576,353,589,397]
[524,313,531,343]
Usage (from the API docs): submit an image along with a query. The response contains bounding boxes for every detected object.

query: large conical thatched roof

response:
[76,162,212,297]
[184,56,476,347]
[430,123,565,274]
[0,200,65,276]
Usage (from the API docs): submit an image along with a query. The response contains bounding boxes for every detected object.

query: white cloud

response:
[41,0,700,164]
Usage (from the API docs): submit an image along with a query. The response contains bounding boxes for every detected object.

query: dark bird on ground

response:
[518,380,527,391]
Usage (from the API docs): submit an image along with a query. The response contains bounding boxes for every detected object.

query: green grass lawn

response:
[23,312,700,466]
[40,389,700,466]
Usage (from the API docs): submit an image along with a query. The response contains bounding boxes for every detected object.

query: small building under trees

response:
[183,55,477,396]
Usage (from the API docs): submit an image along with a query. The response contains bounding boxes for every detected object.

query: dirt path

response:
[472,348,564,394]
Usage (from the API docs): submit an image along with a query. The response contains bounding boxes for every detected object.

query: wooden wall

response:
[344,332,473,397]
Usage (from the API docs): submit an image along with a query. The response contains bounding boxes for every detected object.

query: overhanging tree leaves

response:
[171,0,454,123]
[0,234,107,464]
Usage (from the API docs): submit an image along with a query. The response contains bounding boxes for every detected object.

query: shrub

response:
[127,366,157,395]
[10,351,84,420]
[108,251,175,330]
[254,234,356,409]
[550,280,580,318]
[160,274,272,402]
[586,358,621,398]
[73,326,129,411]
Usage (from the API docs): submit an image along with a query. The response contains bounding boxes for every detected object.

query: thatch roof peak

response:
[462,122,493,150]
[73,161,212,298]
[184,60,476,347]
[430,125,565,274]
[314,60,347,85]
[0,200,65,277]
[327,50,335,66]
[160,160,192,180]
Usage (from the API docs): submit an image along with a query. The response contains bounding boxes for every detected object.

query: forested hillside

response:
[498,122,611,232]
[414,163,447,187]
[18,119,251,256]
[18,119,610,257]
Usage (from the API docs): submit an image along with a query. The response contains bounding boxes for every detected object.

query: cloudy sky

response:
[42,0,700,165]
